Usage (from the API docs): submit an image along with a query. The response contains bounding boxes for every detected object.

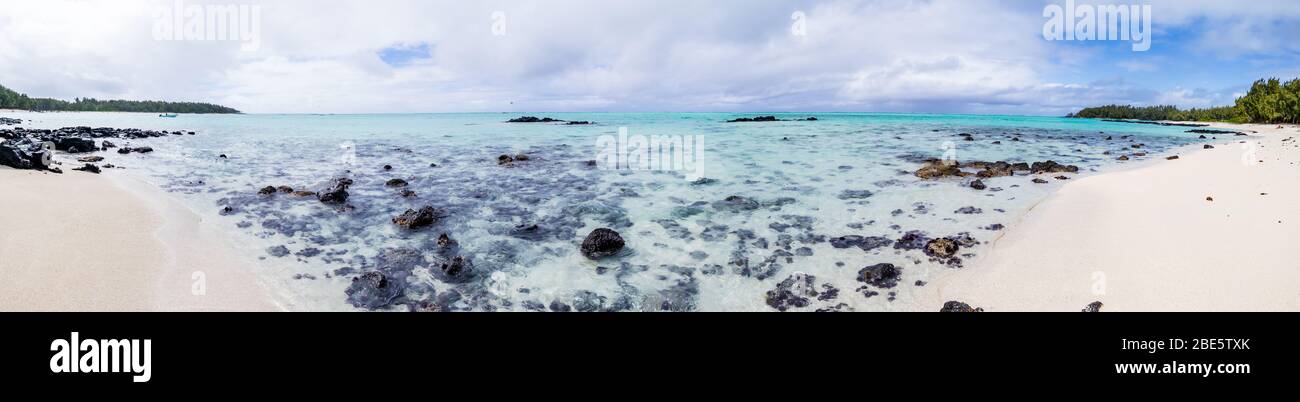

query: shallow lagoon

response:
[9,112,1207,311]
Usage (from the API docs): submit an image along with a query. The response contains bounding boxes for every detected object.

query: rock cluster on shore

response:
[913,159,1079,181]
[1,126,176,171]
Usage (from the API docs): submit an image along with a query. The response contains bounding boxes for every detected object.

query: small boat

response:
[159,113,178,118]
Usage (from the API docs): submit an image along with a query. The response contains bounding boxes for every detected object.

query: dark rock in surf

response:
[266,245,291,258]
[392,206,442,230]
[713,195,762,212]
[55,137,97,153]
[72,163,101,174]
[317,178,353,204]
[1029,160,1079,174]
[766,273,818,312]
[507,116,563,123]
[430,255,475,284]
[915,160,963,179]
[857,263,902,289]
[831,235,894,252]
[838,190,874,200]
[345,271,404,310]
[924,238,959,259]
[894,230,931,251]
[726,116,780,123]
[580,228,625,260]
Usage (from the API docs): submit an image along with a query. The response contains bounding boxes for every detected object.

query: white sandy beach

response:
[0,166,280,311]
[930,123,1300,311]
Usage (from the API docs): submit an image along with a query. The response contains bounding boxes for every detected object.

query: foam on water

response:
[6,112,1208,311]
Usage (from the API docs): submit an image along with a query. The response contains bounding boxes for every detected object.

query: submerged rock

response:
[1082,301,1104,313]
[924,238,959,259]
[345,271,404,310]
[266,245,290,258]
[765,273,819,312]
[837,190,874,200]
[392,206,443,230]
[580,228,625,260]
[857,263,902,289]
[713,195,762,212]
[830,235,894,252]
[894,230,931,251]
[430,255,475,284]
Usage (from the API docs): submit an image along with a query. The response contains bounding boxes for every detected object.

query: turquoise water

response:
[5,111,1206,311]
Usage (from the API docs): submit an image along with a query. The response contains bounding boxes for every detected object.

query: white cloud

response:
[0,0,1297,114]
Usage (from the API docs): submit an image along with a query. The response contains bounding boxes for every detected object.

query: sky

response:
[1,0,1298,115]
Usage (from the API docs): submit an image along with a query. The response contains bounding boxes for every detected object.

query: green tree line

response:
[1071,77,1300,124]
[1,83,239,114]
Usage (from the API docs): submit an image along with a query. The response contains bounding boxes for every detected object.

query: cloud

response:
[0,0,1297,114]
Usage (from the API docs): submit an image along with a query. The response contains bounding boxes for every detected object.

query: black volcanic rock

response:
[940,301,984,312]
[392,206,443,230]
[507,116,563,123]
[726,116,780,123]
[580,228,625,260]
[317,178,353,204]
[857,263,902,289]
[55,137,97,153]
